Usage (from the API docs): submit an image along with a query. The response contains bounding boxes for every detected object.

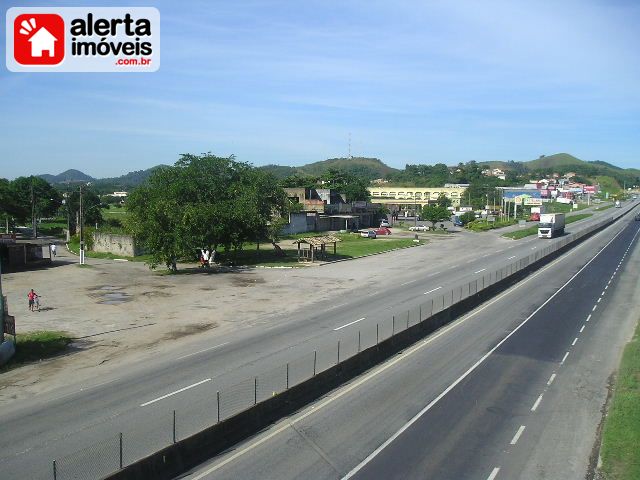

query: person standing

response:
[27,289,37,312]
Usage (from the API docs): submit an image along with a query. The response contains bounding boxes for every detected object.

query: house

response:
[29,27,58,57]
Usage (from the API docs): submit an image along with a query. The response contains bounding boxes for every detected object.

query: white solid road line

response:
[508,255,516,259]
[487,467,501,480]
[510,425,526,445]
[334,318,366,331]
[561,352,570,364]
[176,342,229,361]
[192,224,627,480]
[140,378,212,407]
[547,373,556,385]
[424,286,442,295]
[531,394,544,412]
[474,268,486,274]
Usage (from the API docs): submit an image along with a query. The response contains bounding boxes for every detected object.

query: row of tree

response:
[0,176,106,235]
[125,154,288,271]
[279,168,371,202]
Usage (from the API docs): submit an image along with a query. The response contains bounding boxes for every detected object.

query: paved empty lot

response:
[0,230,513,404]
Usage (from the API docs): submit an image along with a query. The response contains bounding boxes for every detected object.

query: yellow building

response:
[367,185,467,207]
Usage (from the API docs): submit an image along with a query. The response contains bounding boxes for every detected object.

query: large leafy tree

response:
[320,168,370,202]
[421,204,451,229]
[65,187,103,230]
[126,153,287,271]
[8,176,62,223]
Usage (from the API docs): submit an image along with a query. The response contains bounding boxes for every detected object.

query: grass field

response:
[502,214,593,240]
[228,233,421,267]
[1,331,73,372]
[595,204,615,211]
[101,205,129,221]
[599,320,640,480]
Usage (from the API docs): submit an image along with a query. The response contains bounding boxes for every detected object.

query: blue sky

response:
[2,0,639,179]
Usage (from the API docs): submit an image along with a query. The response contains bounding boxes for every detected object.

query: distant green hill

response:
[525,153,586,170]
[38,169,94,184]
[299,157,398,179]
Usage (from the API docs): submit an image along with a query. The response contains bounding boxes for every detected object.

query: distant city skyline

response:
[2,0,639,179]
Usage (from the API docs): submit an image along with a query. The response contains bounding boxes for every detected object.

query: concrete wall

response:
[92,232,142,257]
[281,212,311,235]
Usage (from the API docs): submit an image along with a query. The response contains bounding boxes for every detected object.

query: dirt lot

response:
[0,231,476,404]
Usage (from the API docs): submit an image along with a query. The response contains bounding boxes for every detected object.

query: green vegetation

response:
[127,154,288,272]
[502,213,593,239]
[466,218,517,232]
[599,320,640,480]
[566,213,593,223]
[38,219,67,237]
[1,331,73,371]
[544,202,587,213]
[502,225,539,240]
[595,204,615,211]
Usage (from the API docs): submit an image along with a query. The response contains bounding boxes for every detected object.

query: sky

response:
[1,0,639,179]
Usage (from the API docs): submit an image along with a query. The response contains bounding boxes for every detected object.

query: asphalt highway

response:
[0,203,637,479]
[186,208,640,480]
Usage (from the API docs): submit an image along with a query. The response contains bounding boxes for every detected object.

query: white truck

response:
[538,213,565,239]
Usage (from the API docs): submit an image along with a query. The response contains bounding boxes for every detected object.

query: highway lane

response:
[0,203,636,479]
[184,212,640,480]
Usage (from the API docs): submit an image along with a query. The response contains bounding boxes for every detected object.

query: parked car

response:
[409,225,429,232]
[374,227,392,235]
[360,230,377,238]
[452,216,464,227]
[379,219,391,227]
[529,212,540,222]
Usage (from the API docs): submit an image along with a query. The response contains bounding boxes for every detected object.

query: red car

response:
[374,227,392,235]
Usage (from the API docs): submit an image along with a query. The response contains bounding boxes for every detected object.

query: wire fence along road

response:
[48,216,623,480]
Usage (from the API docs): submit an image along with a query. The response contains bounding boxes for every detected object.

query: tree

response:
[65,187,102,231]
[126,153,288,271]
[8,176,62,224]
[421,204,450,229]
[321,168,370,202]
[436,193,452,208]
[459,211,476,225]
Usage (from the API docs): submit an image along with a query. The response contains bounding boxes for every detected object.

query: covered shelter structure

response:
[293,235,341,263]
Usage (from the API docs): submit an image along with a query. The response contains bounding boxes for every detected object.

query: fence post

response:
[53,460,57,480]
[254,377,257,405]
[173,410,176,444]
[407,310,410,330]
[392,315,395,335]
[286,363,289,389]
[119,432,123,469]
[376,323,379,345]
[216,391,220,423]
[419,305,422,322]
[337,341,340,364]
[358,330,361,352]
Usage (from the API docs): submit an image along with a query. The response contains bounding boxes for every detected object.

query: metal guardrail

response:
[48,211,631,480]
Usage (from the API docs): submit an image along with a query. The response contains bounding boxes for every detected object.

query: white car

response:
[409,225,429,232]
[380,219,391,227]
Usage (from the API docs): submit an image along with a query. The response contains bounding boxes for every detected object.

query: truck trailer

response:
[538,213,565,238]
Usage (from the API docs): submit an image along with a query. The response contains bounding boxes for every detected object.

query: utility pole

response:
[79,185,84,265]
[31,181,36,239]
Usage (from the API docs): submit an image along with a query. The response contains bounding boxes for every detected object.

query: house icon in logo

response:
[29,27,57,57]
[13,13,65,66]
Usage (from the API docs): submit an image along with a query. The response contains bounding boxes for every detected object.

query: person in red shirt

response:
[27,289,37,312]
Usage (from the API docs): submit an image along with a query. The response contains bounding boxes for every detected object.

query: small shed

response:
[293,235,341,262]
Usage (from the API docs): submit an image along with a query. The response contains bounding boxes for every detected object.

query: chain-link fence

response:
[49,214,626,479]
